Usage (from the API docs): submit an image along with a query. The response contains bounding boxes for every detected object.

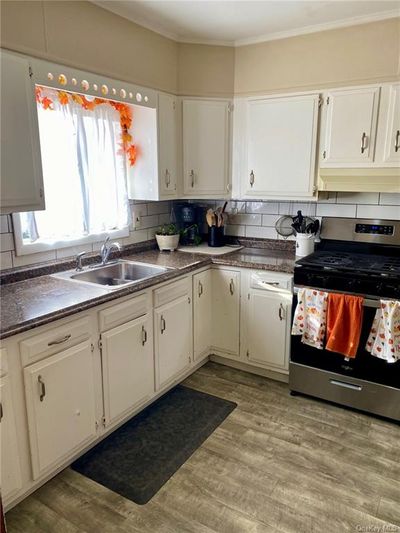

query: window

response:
[13,86,132,256]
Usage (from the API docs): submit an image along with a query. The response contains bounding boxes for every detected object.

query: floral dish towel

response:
[292,288,329,350]
[366,300,400,363]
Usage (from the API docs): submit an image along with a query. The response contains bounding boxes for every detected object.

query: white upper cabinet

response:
[0,50,45,214]
[375,83,400,166]
[320,87,380,167]
[183,99,231,197]
[238,94,319,199]
[158,93,179,198]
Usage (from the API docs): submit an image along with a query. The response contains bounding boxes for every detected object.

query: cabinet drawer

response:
[154,277,190,308]
[250,271,293,292]
[0,347,8,377]
[20,317,91,366]
[99,292,150,332]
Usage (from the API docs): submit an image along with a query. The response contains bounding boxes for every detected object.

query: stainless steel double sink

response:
[54,260,169,289]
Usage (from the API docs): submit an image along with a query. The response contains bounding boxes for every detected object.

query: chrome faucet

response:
[100,236,121,265]
[75,251,87,271]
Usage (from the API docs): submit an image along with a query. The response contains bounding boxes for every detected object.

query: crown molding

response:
[92,2,399,48]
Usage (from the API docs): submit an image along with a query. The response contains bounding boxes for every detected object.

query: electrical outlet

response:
[134,215,141,229]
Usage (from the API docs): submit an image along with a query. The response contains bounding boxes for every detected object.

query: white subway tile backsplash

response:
[225,225,246,237]
[245,201,279,214]
[158,213,171,225]
[147,201,171,216]
[55,244,89,260]
[316,203,357,218]
[356,205,400,220]
[337,192,379,205]
[0,216,9,234]
[279,202,317,216]
[12,250,56,267]
[262,214,279,227]
[229,213,261,226]
[121,229,148,246]
[379,193,400,205]
[0,233,15,252]
[245,226,277,239]
[139,215,159,229]
[0,251,12,269]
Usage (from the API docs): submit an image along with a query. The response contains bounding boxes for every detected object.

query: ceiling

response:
[92,0,400,46]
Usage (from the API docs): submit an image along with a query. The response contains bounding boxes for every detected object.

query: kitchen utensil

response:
[275,215,295,238]
[206,209,214,227]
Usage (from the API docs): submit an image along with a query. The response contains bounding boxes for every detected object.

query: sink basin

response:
[56,260,169,289]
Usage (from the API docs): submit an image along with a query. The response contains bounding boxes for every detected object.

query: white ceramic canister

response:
[295,233,315,257]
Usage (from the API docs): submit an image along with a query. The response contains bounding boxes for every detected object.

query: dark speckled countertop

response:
[0,245,295,339]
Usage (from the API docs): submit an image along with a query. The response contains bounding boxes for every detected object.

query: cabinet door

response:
[183,100,230,196]
[101,314,154,426]
[155,295,192,389]
[0,376,22,501]
[321,87,380,166]
[0,50,44,213]
[24,340,97,479]
[158,93,178,197]
[211,270,240,356]
[245,290,290,370]
[245,95,319,198]
[383,84,400,164]
[193,270,212,360]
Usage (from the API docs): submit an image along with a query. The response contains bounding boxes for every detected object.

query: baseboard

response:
[210,354,289,383]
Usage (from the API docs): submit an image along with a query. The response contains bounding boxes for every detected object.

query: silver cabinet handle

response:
[38,375,46,402]
[48,334,71,346]
[361,132,368,154]
[250,170,255,187]
[278,303,285,321]
[190,170,195,188]
[229,279,234,295]
[160,316,166,334]
[198,280,203,297]
[141,325,147,346]
[0,402,3,422]
[395,130,400,153]
[165,169,171,187]
[330,379,362,391]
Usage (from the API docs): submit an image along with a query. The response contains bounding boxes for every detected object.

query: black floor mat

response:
[71,384,237,504]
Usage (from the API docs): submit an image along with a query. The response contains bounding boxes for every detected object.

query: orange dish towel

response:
[326,293,364,358]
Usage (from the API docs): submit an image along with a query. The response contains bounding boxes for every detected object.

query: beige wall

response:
[1,2,399,98]
[178,43,235,97]
[0,0,179,94]
[234,18,400,96]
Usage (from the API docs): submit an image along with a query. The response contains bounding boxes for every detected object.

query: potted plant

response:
[155,224,180,251]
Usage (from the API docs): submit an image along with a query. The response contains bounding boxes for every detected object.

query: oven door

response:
[290,288,400,389]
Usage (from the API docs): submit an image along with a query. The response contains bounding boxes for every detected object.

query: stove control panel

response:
[355,223,394,236]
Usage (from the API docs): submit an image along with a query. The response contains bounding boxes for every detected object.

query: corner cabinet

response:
[320,87,380,167]
[236,94,319,199]
[0,50,45,214]
[183,99,231,198]
[23,340,97,479]
[211,269,240,357]
[157,93,179,198]
[376,83,400,166]
[193,270,212,361]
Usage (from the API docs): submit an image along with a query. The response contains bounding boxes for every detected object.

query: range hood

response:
[318,168,400,193]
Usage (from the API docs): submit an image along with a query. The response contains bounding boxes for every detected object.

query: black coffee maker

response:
[172,203,202,246]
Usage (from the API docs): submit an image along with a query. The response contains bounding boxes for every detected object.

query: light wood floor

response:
[6,362,400,533]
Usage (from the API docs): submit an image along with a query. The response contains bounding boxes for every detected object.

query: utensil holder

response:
[295,233,315,257]
[208,226,225,247]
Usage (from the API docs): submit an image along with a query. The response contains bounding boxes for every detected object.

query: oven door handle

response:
[293,286,381,308]
[329,379,362,391]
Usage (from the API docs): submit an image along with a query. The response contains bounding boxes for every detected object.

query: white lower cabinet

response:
[154,282,193,389]
[0,375,23,500]
[193,270,212,360]
[23,340,97,479]
[101,314,154,427]
[242,271,292,372]
[211,269,240,357]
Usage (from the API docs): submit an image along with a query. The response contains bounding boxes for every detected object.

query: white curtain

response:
[21,87,130,244]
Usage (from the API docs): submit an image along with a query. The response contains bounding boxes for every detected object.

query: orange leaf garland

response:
[36,85,137,166]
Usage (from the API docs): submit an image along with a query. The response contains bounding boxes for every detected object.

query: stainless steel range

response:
[289,217,400,421]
